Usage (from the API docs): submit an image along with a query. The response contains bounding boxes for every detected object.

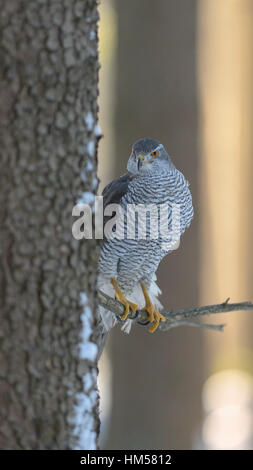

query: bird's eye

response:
[132,150,136,158]
[151,150,158,157]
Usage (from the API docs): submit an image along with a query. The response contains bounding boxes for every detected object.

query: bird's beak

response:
[137,155,144,171]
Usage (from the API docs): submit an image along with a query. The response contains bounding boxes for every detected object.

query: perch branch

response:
[97,290,253,332]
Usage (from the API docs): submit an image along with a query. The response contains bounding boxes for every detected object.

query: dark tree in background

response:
[104,0,204,449]
[0,0,100,449]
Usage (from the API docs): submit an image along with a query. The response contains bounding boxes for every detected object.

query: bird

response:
[98,138,194,334]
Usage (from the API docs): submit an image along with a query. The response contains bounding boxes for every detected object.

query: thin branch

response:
[97,289,253,332]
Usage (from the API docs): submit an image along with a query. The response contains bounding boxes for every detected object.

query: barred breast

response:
[98,166,193,293]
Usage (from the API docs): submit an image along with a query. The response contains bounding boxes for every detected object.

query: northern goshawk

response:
[98,138,193,333]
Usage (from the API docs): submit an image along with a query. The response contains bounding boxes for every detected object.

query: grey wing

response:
[102,172,135,230]
[102,172,134,206]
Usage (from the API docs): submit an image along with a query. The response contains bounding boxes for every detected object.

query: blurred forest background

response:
[97,0,253,450]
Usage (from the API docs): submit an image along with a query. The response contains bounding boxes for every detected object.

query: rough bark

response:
[0,0,100,450]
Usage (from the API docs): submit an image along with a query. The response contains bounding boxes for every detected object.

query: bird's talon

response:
[148,311,166,333]
[111,278,138,322]
[137,319,150,326]
[129,309,140,320]
[116,315,124,323]
[144,302,154,323]
[141,281,166,333]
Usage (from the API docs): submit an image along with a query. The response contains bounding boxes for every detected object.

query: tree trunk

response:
[0,0,100,450]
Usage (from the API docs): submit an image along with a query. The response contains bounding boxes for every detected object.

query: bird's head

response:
[127,138,174,175]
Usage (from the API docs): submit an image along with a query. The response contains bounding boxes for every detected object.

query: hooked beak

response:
[137,155,144,171]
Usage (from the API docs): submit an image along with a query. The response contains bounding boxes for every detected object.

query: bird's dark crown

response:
[133,138,161,154]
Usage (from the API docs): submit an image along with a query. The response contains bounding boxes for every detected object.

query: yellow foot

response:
[141,282,166,333]
[111,278,138,321]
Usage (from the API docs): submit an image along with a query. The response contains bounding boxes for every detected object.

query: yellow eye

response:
[151,150,158,157]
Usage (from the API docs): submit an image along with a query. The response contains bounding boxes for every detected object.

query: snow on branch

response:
[97,289,253,332]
